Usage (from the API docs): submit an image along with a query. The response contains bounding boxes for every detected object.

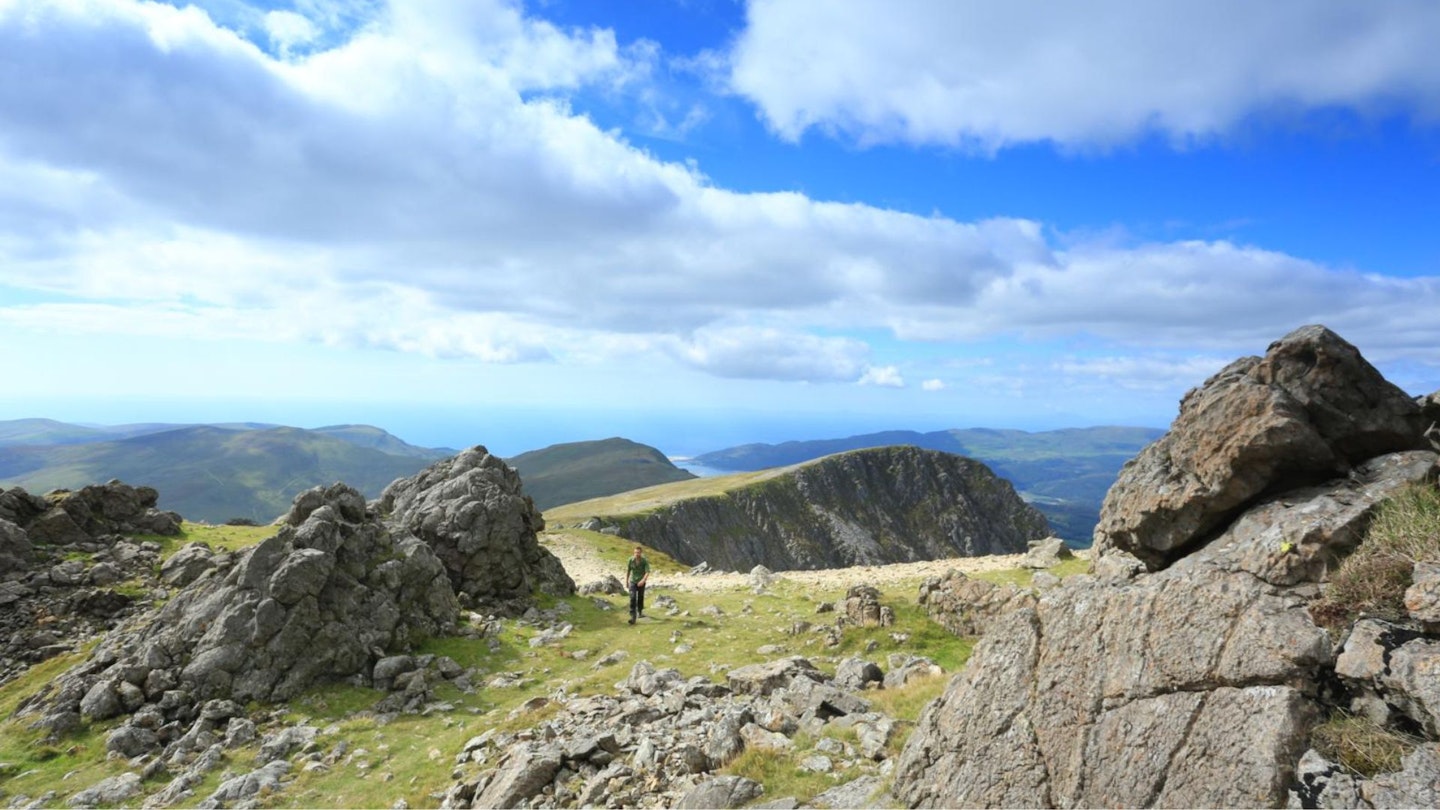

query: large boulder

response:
[18,483,458,744]
[893,325,1440,809]
[0,518,33,574]
[377,447,574,603]
[1094,325,1425,569]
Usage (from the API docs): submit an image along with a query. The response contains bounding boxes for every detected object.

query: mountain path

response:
[542,532,1088,594]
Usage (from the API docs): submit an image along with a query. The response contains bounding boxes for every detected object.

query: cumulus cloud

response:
[859,365,904,388]
[921,378,946,392]
[0,0,1438,398]
[729,0,1440,149]
[671,326,869,382]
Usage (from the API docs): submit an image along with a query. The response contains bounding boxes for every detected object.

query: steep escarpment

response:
[894,325,1440,808]
[598,446,1050,571]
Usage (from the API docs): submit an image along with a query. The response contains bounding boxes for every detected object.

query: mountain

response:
[506,437,697,510]
[0,424,450,523]
[693,426,1163,543]
[546,445,1051,571]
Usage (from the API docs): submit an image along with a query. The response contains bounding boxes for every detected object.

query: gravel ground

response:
[543,532,1089,594]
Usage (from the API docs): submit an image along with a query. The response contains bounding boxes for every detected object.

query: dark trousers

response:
[629,582,646,617]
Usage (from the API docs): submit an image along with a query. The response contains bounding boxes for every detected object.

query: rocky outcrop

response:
[917,569,1036,638]
[605,446,1050,571]
[1094,325,1424,570]
[443,656,900,809]
[16,483,458,750]
[0,481,184,685]
[377,446,575,606]
[894,326,1440,809]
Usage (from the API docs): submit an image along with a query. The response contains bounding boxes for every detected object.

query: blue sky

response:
[2,0,1439,456]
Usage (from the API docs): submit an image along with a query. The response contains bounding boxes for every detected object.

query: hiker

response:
[626,545,650,624]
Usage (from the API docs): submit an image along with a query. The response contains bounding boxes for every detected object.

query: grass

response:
[0,523,1083,809]
[1312,482,1440,628]
[542,468,793,523]
[1311,711,1420,776]
[132,520,275,560]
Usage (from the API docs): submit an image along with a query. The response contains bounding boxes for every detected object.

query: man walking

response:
[626,545,650,625]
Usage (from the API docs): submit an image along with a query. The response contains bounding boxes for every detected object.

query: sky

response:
[2,0,1439,457]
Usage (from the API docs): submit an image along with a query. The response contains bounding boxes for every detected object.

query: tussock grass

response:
[1313,482,1440,628]
[1311,711,1420,776]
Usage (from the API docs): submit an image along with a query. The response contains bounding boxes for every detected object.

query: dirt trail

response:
[542,532,1088,595]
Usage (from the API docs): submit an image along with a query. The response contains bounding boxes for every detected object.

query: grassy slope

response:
[0,426,437,524]
[543,466,795,524]
[508,437,698,510]
[0,522,1087,808]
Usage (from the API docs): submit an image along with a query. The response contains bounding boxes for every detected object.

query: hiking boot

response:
[628,616,636,625]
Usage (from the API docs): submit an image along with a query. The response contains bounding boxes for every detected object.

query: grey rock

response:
[19,484,459,731]
[372,655,416,690]
[1289,748,1364,809]
[727,657,825,696]
[1360,742,1440,808]
[577,574,625,596]
[799,754,833,773]
[623,660,682,696]
[105,724,159,757]
[67,772,141,808]
[674,775,763,809]
[1094,325,1426,569]
[225,717,257,748]
[87,562,121,587]
[160,543,217,588]
[79,680,122,721]
[0,518,33,574]
[472,742,562,809]
[842,585,894,627]
[918,569,1035,637]
[881,655,942,690]
[810,775,886,809]
[1405,562,1440,624]
[199,760,291,808]
[1021,536,1073,569]
[834,657,883,690]
[258,725,318,763]
[739,722,794,752]
[377,447,575,603]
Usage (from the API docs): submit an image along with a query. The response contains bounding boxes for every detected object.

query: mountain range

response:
[0,419,1160,539]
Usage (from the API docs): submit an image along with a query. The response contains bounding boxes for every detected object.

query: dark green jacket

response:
[626,556,650,586]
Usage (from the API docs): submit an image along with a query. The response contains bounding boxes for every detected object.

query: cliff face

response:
[893,326,1440,809]
[611,446,1051,571]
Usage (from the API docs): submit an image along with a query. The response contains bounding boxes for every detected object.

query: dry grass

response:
[1313,482,1440,628]
[1311,711,1419,776]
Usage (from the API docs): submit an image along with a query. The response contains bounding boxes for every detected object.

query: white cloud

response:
[671,326,869,382]
[921,378,946,392]
[729,0,1440,149]
[0,0,1438,401]
[263,10,318,56]
[859,365,904,388]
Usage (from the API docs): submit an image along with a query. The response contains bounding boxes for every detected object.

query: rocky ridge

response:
[592,446,1051,572]
[0,481,182,685]
[894,325,1440,808]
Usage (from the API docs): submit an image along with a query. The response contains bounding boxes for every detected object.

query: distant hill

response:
[0,422,452,523]
[507,437,696,510]
[693,426,1164,544]
[546,446,1050,571]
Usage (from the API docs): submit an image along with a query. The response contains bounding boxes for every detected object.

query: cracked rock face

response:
[1094,325,1424,570]
[377,446,575,605]
[893,325,1439,809]
[17,483,458,744]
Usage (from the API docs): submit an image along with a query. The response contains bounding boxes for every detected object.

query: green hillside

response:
[508,437,697,510]
[0,425,444,523]
[0,418,111,447]
[693,426,1164,544]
